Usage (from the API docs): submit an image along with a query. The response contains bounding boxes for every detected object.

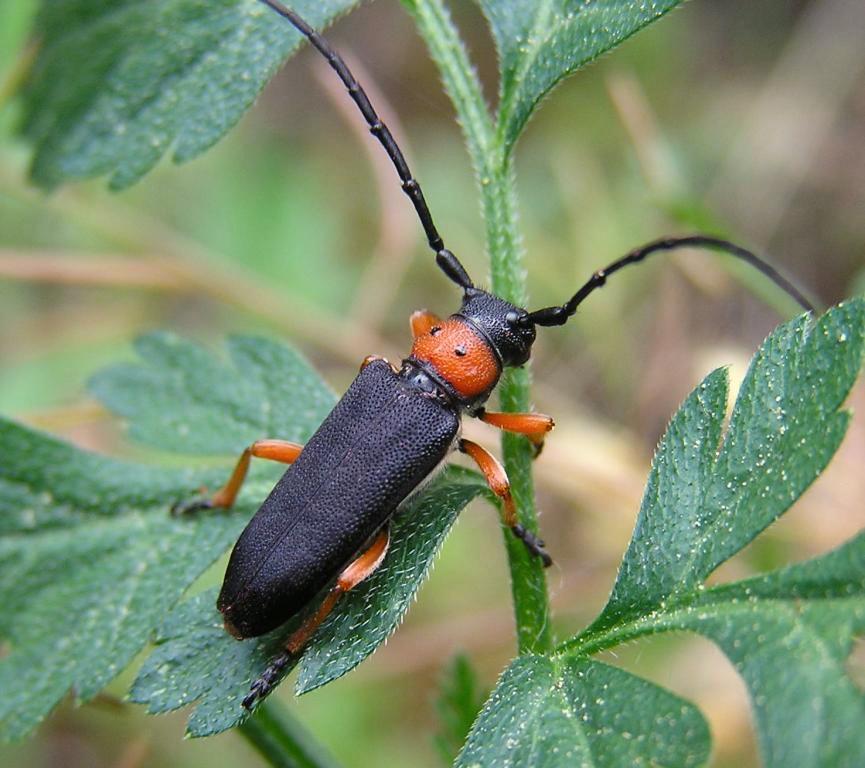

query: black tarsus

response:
[526,235,817,327]
[512,523,553,568]
[258,0,474,291]
[170,497,213,517]
[242,648,295,710]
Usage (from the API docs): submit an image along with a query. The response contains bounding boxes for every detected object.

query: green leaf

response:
[478,0,685,155]
[0,333,339,740]
[0,418,244,741]
[455,655,710,768]
[21,0,360,189]
[672,532,865,768]
[433,654,487,766]
[89,332,335,456]
[130,467,485,736]
[593,299,865,632]
[130,588,294,738]
[555,299,865,766]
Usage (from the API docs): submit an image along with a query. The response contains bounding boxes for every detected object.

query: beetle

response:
[175,0,815,710]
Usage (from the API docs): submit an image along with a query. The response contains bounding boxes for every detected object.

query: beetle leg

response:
[243,526,391,710]
[475,409,555,456]
[410,309,443,339]
[459,438,552,567]
[287,526,390,653]
[171,439,303,515]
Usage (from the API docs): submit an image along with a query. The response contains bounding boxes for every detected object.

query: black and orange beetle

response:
[175,0,815,709]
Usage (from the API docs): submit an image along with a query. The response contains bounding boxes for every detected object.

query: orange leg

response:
[286,526,390,653]
[243,526,391,710]
[410,309,442,339]
[172,439,303,515]
[459,439,552,567]
[476,409,555,453]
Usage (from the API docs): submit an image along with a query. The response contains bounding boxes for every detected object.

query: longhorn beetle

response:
[175,0,815,710]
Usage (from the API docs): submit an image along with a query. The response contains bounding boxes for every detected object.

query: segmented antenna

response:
[525,235,816,327]
[259,0,474,291]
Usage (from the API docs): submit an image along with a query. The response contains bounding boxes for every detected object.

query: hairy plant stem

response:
[238,700,344,768]
[402,0,552,654]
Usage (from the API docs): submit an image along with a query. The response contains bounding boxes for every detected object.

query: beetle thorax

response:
[409,317,501,403]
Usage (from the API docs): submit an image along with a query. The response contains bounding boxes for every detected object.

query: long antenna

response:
[258,0,474,291]
[525,235,816,326]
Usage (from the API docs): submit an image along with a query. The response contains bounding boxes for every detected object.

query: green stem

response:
[238,700,344,768]
[401,0,552,654]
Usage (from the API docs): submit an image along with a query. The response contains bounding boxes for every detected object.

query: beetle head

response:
[457,288,536,367]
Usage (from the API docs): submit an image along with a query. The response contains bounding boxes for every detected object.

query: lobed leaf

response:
[0,418,246,740]
[0,333,338,740]
[455,655,709,768]
[130,467,486,736]
[129,588,297,738]
[89,332,335,456]
[673,532,865,768]
[478,0,685,155]
[593,299,865,631]
[21,0,360,188]
[555,298,865,766]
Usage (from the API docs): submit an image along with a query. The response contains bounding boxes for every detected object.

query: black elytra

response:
[206,1,816,707]
[218,359,458,637]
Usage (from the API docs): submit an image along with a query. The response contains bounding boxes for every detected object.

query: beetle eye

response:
[506,310,529,327]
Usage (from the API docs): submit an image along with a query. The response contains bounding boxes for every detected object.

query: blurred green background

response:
[1,1,864,766]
